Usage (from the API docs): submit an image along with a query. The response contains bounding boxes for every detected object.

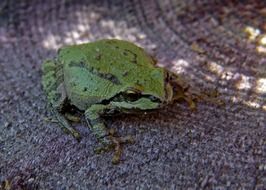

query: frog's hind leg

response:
[64,112,81,123]
[51,106,81,140]
[51,84,81,140]
[42,60,81,140]
[174,93,196,110]
[85,104,133,164]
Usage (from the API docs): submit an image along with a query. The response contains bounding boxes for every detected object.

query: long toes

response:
[95,133,135,164]
[112,151,122,164]
[112,139,122,164]
[111,135,135,164]
[72,131,81,142]
[94,146,107,154]
[94,143,114,154]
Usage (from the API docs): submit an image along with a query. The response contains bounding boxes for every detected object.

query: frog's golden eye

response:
[125,87,141,94]
[124,88,142,101]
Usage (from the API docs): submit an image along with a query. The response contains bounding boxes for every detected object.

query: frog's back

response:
[59,39,165,110]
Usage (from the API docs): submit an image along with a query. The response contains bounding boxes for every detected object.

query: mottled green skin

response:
[42,39,191,163]
[61,39,166,110]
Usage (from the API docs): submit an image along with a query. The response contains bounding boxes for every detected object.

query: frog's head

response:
[119,68,191,111]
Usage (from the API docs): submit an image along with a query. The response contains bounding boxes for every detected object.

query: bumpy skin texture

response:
[42,39,193,164]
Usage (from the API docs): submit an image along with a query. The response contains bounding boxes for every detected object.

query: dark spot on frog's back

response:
[122,71,128,77]
[69,61,86,68]
[99,73,121,85]
[124,49,137,64]
[95,53,101,61]
[83,87,88,92]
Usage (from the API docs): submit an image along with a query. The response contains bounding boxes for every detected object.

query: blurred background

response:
[0,0,265,189]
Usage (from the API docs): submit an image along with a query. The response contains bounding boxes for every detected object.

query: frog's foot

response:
[192,89,225,107]
[51,108,81,141]
[183,95,196,110]
[174,93,196,111]
[198,95,222,106]
[95,129,134,164]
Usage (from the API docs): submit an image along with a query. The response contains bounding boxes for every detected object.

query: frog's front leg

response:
[85,104,133,164]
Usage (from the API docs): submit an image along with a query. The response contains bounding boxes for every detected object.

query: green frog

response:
[42,39,194,164]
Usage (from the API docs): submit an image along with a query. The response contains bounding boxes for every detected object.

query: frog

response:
[42,39,195,164]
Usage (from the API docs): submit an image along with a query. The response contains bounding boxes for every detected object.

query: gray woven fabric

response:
[0,0,266,189]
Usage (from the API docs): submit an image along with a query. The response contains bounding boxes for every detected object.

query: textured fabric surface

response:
[0,0,266,189]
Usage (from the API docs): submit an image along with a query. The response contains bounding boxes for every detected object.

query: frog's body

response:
[42,39,194,164]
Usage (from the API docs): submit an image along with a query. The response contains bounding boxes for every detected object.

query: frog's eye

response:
[126,93,141,102]
[126,90,139,94]
[125,87,142,94]
[125,88,142,101]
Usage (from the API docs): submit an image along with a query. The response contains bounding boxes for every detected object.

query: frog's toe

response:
[94,130,134,164]
[72,130,82,141]
[61,127,81,142]
[94,142,114,154]
[111,134,134,164]
[184,96,196,111]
